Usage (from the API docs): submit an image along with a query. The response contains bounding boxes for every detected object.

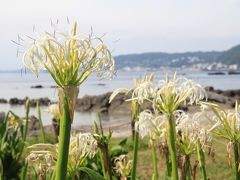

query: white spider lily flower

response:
[46,104,61,120]
[26,133,97,175]
[177,120,210,155]
[175,78,207,105]
[135,110,155,138]
[27,150,55,173]
[154,73,206,114]
[201,101,240,142]
[130,80,155,104]
[109,73,154,104]
[114,154,132,177]
[135,110,166,139]
[26,144,57,175]
[69,133,98,159]
[20,22,115,88]
[67,133,97,173]
[174,110,191,132]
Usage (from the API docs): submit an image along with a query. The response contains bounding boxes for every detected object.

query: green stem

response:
[131,130,139,180]
[23,98,30,141]
[233,142,240,180]
[165,151,171,178]
[99,151,107,180]
[37,102,46,143]
[167,113,178,180]
[100,145,112,180]
[185,155,191,180]
[55,93,72,180]
[197,141,207,180]
[152,145,159,180]
[131,104,140,180]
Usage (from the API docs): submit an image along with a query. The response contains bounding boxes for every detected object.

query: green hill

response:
[217,45,240,65]
[114,44,240,69]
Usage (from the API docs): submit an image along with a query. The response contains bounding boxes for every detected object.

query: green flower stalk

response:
[196,140,207,180]
[167,113,178,180]
[20,21,115,180]
[131,120,139,180]
[151,144,159,180]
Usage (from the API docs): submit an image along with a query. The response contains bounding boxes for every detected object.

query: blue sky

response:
[1,0,240,70]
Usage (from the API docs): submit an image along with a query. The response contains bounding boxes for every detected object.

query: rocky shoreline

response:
[0,87,239,137]
[0,86,240,110]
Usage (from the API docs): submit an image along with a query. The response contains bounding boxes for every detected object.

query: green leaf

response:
[118,138,128,146]
[79,167,105,180]
[110,145,128,158]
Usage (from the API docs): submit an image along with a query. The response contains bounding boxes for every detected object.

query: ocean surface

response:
[0,71,239,126]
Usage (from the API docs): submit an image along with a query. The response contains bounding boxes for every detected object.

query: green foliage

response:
[218,44,240,65]
[78,167,105,180]
[0,110,29,179]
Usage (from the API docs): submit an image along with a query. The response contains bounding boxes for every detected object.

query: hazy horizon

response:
[1,0,240,70]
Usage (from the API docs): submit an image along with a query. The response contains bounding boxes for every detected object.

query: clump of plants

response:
[0,99,30,179]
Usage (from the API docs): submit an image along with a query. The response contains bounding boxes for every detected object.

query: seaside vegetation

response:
[0,20,239,180]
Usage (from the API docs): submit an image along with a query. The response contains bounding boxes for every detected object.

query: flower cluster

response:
[20,22,115,88]
[114,155,132,178]
[109,73,154,104]
[154,73,206,114]
[27,148,56,175]
[26,144,57,175]
[68,133,98,171]
[135,110,166,141]
[175,111,211,156]
[26,133,97,175]
[201,101,240,142]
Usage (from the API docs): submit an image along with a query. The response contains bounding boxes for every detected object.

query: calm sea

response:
[0,71,239,126]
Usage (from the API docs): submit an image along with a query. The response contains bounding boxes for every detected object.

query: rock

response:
[31,85,43,88]
[96,83,106,86]
[9,98,25,105]
[9,97,50,106]
[234,90,240,96]
[76,92,130,112]
[222,90,236,97]
[215,89,223,94]
[0,112,5,123]
[0,99,7,103]
[207,91,227,104]
[29,98,51,106]
[205,86,214,92]
[28,115,40,131]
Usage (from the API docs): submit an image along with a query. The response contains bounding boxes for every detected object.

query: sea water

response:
[0,71,239,126]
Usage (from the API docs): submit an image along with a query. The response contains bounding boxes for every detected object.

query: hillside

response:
[114,44,240,69]
[217,45,240,64]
